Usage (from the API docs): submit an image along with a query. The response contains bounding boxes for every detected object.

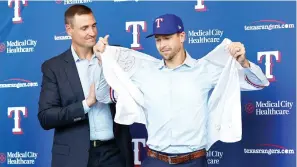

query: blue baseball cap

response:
[146,14,184,38]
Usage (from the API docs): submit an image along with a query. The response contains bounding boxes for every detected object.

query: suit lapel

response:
[63,49,85,101]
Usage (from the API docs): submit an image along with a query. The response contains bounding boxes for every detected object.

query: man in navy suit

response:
[37,4,134,167]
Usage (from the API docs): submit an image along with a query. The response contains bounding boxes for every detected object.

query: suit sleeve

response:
[38,62,87,130]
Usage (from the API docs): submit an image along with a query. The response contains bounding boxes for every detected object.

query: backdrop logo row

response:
[0,38,282,84]
[8,0,206,24]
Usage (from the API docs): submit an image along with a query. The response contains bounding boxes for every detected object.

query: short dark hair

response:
[64,4,93,25]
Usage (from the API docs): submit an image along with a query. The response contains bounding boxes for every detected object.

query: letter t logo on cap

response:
[155,18,163,28]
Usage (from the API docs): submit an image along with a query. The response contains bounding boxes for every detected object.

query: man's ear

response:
[65,24,73,36]
[179,31,186,43]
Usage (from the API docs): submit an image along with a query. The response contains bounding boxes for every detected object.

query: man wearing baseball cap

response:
[94,13,270,167]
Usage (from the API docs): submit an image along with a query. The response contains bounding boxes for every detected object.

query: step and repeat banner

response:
[0,1,296,167]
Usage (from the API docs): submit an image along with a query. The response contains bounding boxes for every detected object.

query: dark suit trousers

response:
[87,139,125,167]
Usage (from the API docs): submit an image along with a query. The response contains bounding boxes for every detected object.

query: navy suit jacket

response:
[38,48,134,167]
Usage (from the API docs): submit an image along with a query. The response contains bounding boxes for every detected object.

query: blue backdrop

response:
[0,1,296,167]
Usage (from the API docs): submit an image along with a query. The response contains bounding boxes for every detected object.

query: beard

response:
[160,47,181,61]
[162,53,174,61]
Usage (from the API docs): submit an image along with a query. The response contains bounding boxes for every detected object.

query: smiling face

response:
[154,32,185,61]
[66,13,98,50]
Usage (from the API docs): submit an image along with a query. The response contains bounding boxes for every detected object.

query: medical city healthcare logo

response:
[245,100,294,115]
[187,28,224,44]
[0,78,38,89]
[0,151,38,165]
[244,20,295,31]
[0,39,37,54]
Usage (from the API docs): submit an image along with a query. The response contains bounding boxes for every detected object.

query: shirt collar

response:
[157,51,196,69]
[71,45,96,62]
